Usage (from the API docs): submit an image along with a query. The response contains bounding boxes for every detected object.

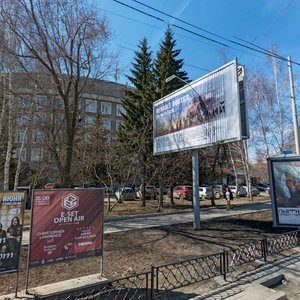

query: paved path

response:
[21,201,271,245]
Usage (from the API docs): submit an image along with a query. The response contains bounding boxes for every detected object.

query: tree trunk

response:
[3,74,13,191]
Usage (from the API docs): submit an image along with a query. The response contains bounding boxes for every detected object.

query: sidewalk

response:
[21,201,271,245]
[191,249,300,300]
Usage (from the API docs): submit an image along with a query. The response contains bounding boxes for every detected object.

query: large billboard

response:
[153,60,247,154]
[0,191,25,274]
[268,155,300,227]
[29,189,104,267]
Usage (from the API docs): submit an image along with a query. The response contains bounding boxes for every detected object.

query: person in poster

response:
[0,192,25,273]
[0,223,8,253]
[7,217,22,247]
[276,170,300,208]
[271,160,300,226]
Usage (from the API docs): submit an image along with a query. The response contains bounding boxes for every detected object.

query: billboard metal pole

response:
[288,56,300,154]
[192,149,200,229]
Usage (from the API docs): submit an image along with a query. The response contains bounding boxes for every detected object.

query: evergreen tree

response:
[154,25,189,98]
[117,37,156,207]
[152,25,191,210]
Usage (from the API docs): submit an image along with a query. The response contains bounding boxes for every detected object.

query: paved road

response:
[21,201,271,245]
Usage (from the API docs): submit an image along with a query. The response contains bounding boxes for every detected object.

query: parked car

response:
[136,185,157,199]
[171,185,192,200]
[44,182,58,189]
[241,185,260,197]
[255,183,268,192]
[211,184,224,199]
[199,186,213,199]
[115,187,136,201]
[228,185,247,197]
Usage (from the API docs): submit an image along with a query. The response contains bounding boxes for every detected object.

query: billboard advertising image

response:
[29,189,104,267]
[153,60,245,155]
[0,192,25,274]
[268,156,300,227]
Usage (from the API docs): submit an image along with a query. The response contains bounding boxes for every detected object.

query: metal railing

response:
[35,230,300,300]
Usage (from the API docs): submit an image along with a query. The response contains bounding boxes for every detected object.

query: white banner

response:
[153,60,242,154]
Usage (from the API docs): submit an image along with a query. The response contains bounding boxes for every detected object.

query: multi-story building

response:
[2,73,128,168]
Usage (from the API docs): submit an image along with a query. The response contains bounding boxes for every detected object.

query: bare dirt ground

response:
[1,194,293,296]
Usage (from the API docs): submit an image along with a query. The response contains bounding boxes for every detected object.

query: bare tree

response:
[0,0,115,186]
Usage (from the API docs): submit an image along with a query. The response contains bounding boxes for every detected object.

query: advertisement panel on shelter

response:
[29,189,104,267]
[0,191,25,274]
[268,156,300,227]
[153,60,243,155]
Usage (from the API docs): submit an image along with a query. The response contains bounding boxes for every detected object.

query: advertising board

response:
[268,155,300,227]
[153,60,246,155]
[0,191,25,274]
[29,189,104,267]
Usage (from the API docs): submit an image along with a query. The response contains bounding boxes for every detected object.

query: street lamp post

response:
[288,56,300,154]
[166,75,201,230]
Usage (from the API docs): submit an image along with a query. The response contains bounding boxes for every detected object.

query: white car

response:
[115,187,136,200]
[228,185,247,197]
[199,186,213,199]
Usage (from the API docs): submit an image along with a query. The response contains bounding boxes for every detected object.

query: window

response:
[101,102,112,115]
[31,148,43,161]
[103,119,111,130]
[21,97,30,107]
[35,111,45,120]
[35,132,44,142]
[16,148,27,161]
[85,115,95,125]
[17,115,29,124]
[55,97,64,109]
[36,96,47,107]
[17,131,27,142]
[116,104,125,116]
[85,99,97,113]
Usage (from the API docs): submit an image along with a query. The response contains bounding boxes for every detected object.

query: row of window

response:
[18,112,122,128]
[16,148,42,162]
[17,118,123,142]
[20,97,126,116]
[17,131,44,143]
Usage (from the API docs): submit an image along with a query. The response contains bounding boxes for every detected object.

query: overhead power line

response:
[113,0,300,66]
[112,0,229,48]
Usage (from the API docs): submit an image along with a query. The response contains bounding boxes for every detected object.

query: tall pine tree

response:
[117,37,156,207]
[153,25,191,210]
[154,25,189,98]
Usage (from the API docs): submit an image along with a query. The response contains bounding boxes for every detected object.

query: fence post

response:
[222,250,227,281]
[261,239,267,261]
[150,266,155,300]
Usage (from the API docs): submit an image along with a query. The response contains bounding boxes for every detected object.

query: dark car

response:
[255,183,268,192]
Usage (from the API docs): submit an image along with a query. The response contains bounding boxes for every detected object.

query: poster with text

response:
[0,191,25,274]
[268,156,300,227]
[153,60,243,154]
[29,189,104,267]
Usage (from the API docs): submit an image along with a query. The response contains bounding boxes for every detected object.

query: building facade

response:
[2,73,128,168]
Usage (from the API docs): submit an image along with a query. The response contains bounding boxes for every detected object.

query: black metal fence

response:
[35,230,300,300]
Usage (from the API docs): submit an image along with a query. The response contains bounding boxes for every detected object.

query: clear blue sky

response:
[96,0,300,85]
